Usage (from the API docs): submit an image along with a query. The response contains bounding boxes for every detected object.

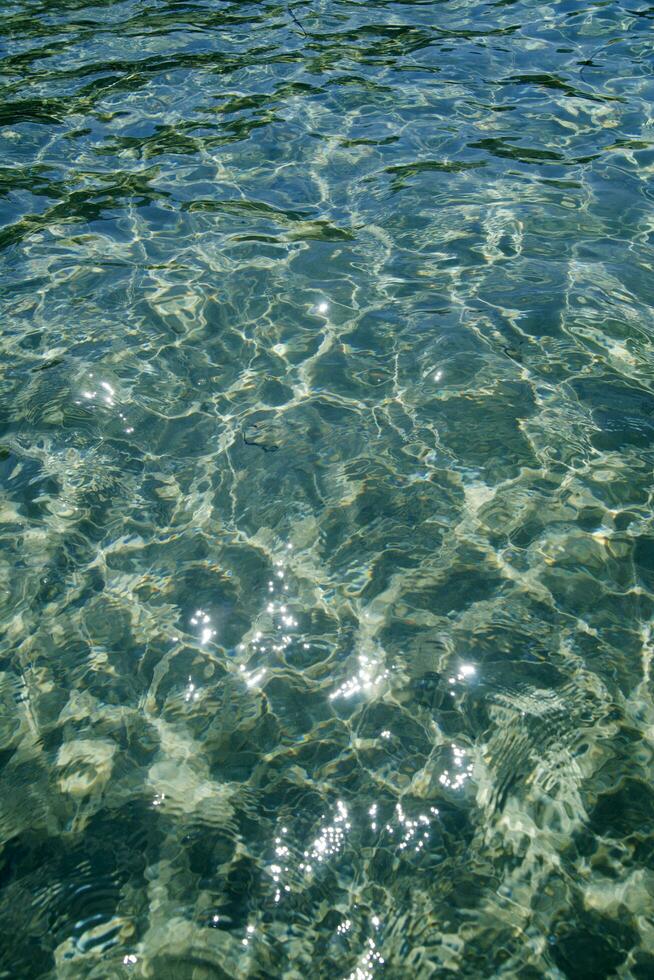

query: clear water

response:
[1,1,654,977]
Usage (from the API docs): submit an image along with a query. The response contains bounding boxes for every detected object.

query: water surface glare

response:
[1,0,654,976]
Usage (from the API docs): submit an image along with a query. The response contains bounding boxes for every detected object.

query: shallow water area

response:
[1,0,654,977]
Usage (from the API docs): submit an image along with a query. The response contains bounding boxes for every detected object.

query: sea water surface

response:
[1,0,654,977]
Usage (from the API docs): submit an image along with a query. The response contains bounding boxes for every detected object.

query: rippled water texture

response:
[2,0,654,976]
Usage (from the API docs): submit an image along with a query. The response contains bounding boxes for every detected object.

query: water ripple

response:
[1,0,654,976]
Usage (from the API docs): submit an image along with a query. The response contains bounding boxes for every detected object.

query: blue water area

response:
[1,0,654,976]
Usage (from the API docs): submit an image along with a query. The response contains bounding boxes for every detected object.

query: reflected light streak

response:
[300,800,351,876]
[344,936,385,979]
[330,654,390,701]
[439,745,473,790]
[76,375,134,433]
[190,608,216,644]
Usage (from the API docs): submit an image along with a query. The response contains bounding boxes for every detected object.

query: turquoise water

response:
[1,0,654,976]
